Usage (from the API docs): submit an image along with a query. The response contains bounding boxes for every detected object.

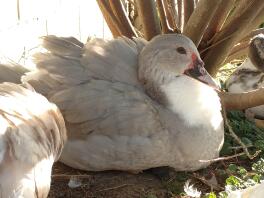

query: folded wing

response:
[50,80,164,139]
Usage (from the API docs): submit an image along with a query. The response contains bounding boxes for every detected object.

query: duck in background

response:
[226,34,264,125]
[23,34,224,172]
[0,64,67,197]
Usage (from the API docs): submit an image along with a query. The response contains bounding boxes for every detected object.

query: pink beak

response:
[184,54,219,90]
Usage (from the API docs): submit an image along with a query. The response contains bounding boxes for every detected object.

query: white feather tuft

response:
[184,180,201,198]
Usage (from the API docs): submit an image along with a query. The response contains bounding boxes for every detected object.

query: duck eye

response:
[176,47,187,55]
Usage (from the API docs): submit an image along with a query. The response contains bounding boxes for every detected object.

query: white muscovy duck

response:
[0,82,66,197]
[23,34,224,172]
[226,34,264,119]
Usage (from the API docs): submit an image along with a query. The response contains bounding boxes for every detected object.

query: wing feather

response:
[50,80,163,139]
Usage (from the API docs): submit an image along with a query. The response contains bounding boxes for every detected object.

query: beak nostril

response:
[184,56,219,90]
[199,67,206,75]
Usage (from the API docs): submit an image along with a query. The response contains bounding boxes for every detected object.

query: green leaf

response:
[144,194,157,198]
[219,191,228,198]
[204,192,217,198]
[241,137,252,146]
[220,142,233,155]
[254,140,264,151]
[227,164,237,173]
[237,166,247,177]
[252,174,261,183]
[226,176,242,187]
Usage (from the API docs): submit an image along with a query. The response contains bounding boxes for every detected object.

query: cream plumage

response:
[23,34,224,172]
[0,82,66,197]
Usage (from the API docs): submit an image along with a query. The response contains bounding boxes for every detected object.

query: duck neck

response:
[157,75,223,129]
[139,64,176,104]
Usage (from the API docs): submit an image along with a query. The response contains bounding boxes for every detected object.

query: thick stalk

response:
[219,88,264,110]
[164,0,180,32]
[204,0,264,77]
[243,7,264,36]
[201,1,235,46]
[224,28,264,63]
[223,0,252,27]
[135,0,161,40]
[157,0,174,33]
[97,0,122,37]
[183,0,222,46]
[177,0,184,32]
[109,0,138,38]
[183,0,194,25]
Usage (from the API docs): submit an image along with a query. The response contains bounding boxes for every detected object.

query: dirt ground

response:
[48,159,234,198]
[48,162,172,198]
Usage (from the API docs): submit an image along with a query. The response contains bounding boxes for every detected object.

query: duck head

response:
[138,34,218,90]
[248,34,264,72]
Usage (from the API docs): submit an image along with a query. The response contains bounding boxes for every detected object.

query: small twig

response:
[223,110,261,159]
[229,145,253,150]
[199,152,246,163]
[52,174,92,179]
[95,184,133,192]
[192,173,224,191]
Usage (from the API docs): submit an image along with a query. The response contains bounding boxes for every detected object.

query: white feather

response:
[161,76,223,130]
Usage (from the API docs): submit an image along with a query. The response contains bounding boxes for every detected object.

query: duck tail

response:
[22,36,86,96]
[40,35,84,58]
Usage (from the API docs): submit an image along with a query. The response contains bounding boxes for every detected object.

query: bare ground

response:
[48,162,171,198]
[48,158,243,198]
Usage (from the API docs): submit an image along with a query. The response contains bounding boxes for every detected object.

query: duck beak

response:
[184,58,219,90]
